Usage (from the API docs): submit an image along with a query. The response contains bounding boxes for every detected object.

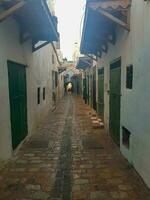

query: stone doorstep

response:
[98,118,102,122]
[92,120,104,129]
[100,122,104,127]
[92,120,100,124]
[90,117,98,120]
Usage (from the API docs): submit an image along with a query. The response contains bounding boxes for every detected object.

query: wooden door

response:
[92,67,96,110]
[109,59,121,145]
[87,75,89,104]
[8,61,28,150]
[98,68,104,119]
[83,78,87,103]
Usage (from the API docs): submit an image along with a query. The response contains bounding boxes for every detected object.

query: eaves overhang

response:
[0,0,59,51]
[80,0,131,57]
[76,56,93,70]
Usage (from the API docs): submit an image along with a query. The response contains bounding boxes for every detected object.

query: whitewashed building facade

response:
[80,0,150,188]
[0,0,60,160]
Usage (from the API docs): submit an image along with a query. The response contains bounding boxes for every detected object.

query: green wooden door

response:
[93,67,96,110]
[8,61,28,150]
[98,68,104,119]
[89,75,92,107]
[87,75,89,104]
[83,78,87,103]
[109,59,121,146]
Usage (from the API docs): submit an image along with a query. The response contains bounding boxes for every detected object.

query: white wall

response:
[99,0,150,188]
[0,18,26,159]
[23,42,54,136]
[0,17,55,160]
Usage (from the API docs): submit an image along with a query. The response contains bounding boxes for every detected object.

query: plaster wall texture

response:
[23,42,54,136]
[0,17,55,160]
[99,0,150,187]
[58,72,65,99]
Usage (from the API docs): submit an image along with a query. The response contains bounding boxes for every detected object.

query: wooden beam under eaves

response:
[102,43,108,53]
[96,51,102,58]
[32,41,51,52]
[87,54,97,62]
[0,1,26,23]
[82,59,92,66]
[96,8,130,31]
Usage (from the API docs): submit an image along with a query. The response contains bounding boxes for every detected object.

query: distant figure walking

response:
[67,82,73,95]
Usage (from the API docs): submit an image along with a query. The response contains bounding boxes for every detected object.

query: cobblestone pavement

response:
[0,96,150,200]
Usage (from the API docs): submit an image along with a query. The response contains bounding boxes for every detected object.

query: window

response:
[126,65,133,89]
[37,87,40,104]
[122,127,131,149]
[43,87,46,100]
[52,54,55,64]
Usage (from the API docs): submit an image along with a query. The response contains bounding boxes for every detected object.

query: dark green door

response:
[8,61,28,150]
[83,78,87,103]
[87,75,89,104]
[98,68,104,119]
[93,67,96,110]
[109,59,121,146]
[90,75,92,107]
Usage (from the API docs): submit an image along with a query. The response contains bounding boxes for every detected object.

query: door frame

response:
[92,66,97,110]
[98,67,104,119]
[7,60,28,150]
[109,57,121,146]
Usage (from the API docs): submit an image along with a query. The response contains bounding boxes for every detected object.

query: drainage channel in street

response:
[51,97,73,200]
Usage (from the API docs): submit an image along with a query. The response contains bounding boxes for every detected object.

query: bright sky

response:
[55,0,86,60]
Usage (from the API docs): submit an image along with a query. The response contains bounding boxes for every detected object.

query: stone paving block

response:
[0,96,150,200]
[110,191,128,199]
[26,184,41,191]
[90,191,110,200]
[32,191,50,200]
[90,117,97,120]
[74,179,89,185]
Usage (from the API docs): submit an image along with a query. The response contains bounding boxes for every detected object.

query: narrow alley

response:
[0,96,149,200]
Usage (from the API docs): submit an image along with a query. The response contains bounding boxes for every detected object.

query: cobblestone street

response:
[0,96,150,200]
